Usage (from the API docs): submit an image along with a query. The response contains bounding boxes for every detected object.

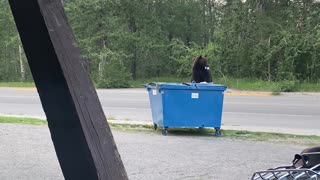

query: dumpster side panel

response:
[147,88,164,127]
[162,89,224,128]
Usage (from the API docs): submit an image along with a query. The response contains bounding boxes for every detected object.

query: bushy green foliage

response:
[273,80,297,93]
[97,61,131,88]
[0,0,32,82]
[96,51,131,88]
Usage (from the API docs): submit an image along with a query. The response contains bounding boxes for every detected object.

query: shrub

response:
[273,80,297,92]
[97,59,131,88]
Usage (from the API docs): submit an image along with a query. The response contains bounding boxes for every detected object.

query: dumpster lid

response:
[146,82,227,91]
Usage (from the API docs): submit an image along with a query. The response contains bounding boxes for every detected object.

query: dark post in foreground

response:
[8,0,128,179]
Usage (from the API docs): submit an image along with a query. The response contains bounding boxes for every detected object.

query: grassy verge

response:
[130,77,320,92]
[2,78,320,92]
[130,77,280,91]
[0,116,47,125]
[0,82,35,87]
[215,78,279,91]
[111,123,320,146]
[1,116,319,146]
[295,82,320,92]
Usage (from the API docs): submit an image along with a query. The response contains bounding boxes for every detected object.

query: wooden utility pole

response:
[8,0,128,179]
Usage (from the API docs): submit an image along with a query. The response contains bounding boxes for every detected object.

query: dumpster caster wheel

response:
[153,123,158,130]
[215,128,221,137]
[162,129,168,136]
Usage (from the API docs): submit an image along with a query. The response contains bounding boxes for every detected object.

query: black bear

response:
[191,55,212,83]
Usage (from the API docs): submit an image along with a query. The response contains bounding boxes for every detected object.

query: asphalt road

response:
[0,88,320,135]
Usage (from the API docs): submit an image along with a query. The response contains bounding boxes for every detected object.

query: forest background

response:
[1,0,320,92]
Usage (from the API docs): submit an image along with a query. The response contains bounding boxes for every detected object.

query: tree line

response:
[1,0,320,87]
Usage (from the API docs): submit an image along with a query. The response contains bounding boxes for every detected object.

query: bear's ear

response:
[194,56,202,62]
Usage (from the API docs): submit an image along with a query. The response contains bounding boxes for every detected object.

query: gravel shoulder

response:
[0,123,305,180]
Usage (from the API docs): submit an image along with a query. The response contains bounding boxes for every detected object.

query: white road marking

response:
[225,101,320,107]
[0,95,148,102]
[0,95,38,98]
[0,113,46,120]
[224,112,313,117]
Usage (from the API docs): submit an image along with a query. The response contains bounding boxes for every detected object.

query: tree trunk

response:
[19,44,25,82]
[202,0,208,46]
[98,40,106,79]
[131,54,137,80]
[208,0,215,42]
[268,36,271,82]
[186,16,192,46]
[168,31,173,42]
[129,16,137,80]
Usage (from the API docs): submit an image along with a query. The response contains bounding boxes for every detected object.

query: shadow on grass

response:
[110,123,320,146]
[1,116,320,147]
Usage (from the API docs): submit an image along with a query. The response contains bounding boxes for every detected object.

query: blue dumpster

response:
[146,82,227,136]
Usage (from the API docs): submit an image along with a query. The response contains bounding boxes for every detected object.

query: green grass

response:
[0,116,47,125]
[130,77,281,91]
[2,77,320,92]
[130,77,282,91]
[222,130,320,147]
[295,82,320,92]
[131,77,320,92]
[215,78,278,91]
[109,123,320,147]
[0,82,35,87]
[130,76,273,90]
[1,116,319,146]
